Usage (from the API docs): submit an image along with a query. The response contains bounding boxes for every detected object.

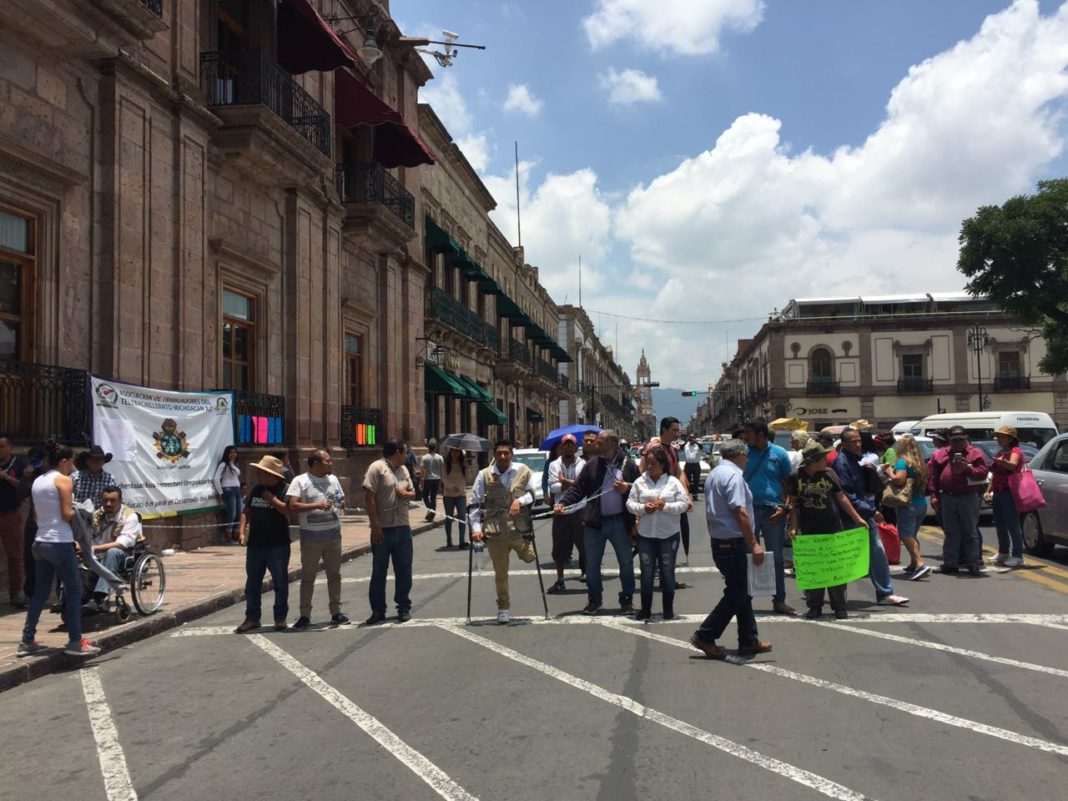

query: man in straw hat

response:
[235,455,292,633]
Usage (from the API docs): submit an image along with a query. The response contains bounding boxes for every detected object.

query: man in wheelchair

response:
[88,486,143,608]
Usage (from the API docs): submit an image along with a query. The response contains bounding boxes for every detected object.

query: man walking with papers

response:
[689,439,772,660]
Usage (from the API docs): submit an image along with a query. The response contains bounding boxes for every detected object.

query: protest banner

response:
[792,526,870,590]
[89,376,234,517]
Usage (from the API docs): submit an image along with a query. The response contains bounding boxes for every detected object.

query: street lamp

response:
[967,323,990,411]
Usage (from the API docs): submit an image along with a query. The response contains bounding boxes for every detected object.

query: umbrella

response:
[539,423,602,451]
[769,417,807,431]
[439,433,492,452]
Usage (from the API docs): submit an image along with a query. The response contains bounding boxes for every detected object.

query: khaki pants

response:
[486,534,536,610]
[300,537,342,617]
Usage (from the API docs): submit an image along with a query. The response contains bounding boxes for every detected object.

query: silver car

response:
[1022,434,1068,557]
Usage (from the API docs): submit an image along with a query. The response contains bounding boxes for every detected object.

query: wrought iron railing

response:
[0,361,88,445]
[806,378,841,396]
[897,377,933,393]
[336,162,415,227]
[231,390,285,446]
[994,376,1031,391]
[200,49,331,156]
[341,405,382,448]
[428,288,496,349]
[140,0,163,16]
[557,373,570,390]
[507,338,532,366]
[536,359,557,382]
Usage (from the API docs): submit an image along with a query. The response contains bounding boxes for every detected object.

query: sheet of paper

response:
[97,418,139,462]
[747,552,778,597]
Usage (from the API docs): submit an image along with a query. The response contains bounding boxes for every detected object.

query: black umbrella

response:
[439,433,493,452]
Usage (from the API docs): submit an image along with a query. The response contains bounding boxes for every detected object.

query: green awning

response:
[477,400,508,426]
[495,293,527,320]
[425,362,469,396]
[459,375,493,402]
[549,342,572,362]
[425,216,461,256]
[526,407,544,422]
[477,275,502,294]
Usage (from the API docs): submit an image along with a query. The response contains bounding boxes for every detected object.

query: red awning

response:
[335,69,436,168]
[277,0,357,74]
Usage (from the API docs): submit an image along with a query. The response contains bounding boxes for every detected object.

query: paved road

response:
[3,509,1068,801]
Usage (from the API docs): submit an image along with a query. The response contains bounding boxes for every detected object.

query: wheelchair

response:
[53,540,167,626]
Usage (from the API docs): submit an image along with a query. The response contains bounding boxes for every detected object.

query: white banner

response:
[89,376,235,517]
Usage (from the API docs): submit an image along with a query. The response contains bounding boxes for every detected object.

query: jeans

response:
[443,495,467,543]
[865,517,895,598]
[895,502,924,541]
[23,541,82,644]
[221,486,242,537]
[0,509,24,598]
[753,505,787,603]
[422,479,441,512]
[638,534,679,595]
[992,490,1024,558]
[369,525,413,615]
[245,544,290,621]
[695,538,758,645]
[95,547,130,595]
[584,515,635,601]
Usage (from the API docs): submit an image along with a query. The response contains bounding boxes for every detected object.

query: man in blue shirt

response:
[740,418,796,615]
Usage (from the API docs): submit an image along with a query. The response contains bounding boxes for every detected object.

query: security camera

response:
[442,29,459,40]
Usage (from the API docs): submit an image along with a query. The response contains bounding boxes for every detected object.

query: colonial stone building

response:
[634,350,657,442]
[709,293,1068,433]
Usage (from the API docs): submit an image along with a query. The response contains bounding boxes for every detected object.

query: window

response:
[901,354,923,379]
[222,289,254,390]
[810,347,833,381]
[1048,440,1068,473]
[998,351,1020,378]
[0,207,35,360]
[344,333,363,406]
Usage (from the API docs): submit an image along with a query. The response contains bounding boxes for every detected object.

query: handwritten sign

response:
[792,526,870,590]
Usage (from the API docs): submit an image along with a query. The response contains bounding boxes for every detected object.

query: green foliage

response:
[958,178,1068,374]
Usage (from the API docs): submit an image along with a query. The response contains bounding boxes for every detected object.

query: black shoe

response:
[364,612,387,626]
[967,566,982,577]
[446,539,454,549]
[636,593,653,621]
[425,511,436,522]
[457,541,469,549]
[546,580,566,595]
[581,598,602,616]
[618,595,634,615]
[674,581,689,590]
[833,609,849,620]
[804,607,822,620]
[938,566,959,575]
[292,616,311,630]
[397,610,411,623]
[662,592,675,621]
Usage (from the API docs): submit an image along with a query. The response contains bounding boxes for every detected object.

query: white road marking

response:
[80,669,139,801]
[330,566,720,584]
[246,634,478,801]
[811,621,1068,679]
[441,624,874,801]
[602,620,1068,757]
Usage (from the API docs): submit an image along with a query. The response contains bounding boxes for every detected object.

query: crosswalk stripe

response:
[80,669,139,801]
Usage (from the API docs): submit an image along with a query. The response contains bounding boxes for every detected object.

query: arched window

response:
[810,347,833,382]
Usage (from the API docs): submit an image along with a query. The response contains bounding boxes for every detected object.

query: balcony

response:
[806,378,841,396]
[0,360,88,445]
[557,373,570,391]
[536,359,557,382]
[341,405,382,448]
[139,0,162,15]
[337,162,416,233]
[427,288,497,351]
[994,376,1031,391]
[494,338,533,382]
[232,390,285,446]
[897,377,933,394]
[200,49,331,180]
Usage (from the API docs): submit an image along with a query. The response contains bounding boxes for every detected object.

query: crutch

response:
[466,509,475,624]
[527,517,550,619]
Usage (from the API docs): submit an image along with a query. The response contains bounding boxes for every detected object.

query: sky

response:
[396,0,1068,390]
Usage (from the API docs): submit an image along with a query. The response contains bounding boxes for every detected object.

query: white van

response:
[891,420,919,438]
[911,412,1058,448]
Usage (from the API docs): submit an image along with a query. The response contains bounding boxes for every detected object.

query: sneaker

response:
[804,607,822,620]
[546,580,566,595]
[910,564,932,580]
[293,616,311,630]
[689,633,726,660]
[581,599,602,616]
[234,619,261,634]
[397,610,411,623]
[833,609,849,620]
[64,638,101,657]
[1004,556,1025,568]
[496,609,510,625]
[737,639,773,657]
[424,511,436,522]
[900,565,917,576]
[991,553,1008,566]
[364,612,387,626]
[16,639,48,657]
[877,594,910,606]
[274,619,287,631]
[578,574,587,583]
[619,597,634,615]
[331,613,350,625]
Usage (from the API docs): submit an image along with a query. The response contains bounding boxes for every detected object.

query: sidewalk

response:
[0,504,445,692]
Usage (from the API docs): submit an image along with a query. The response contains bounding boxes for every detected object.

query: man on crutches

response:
[469,440,540,625]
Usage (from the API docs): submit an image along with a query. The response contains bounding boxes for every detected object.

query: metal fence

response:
[337,163,415,227]
[341,405,382,448]
[0,360,88,445]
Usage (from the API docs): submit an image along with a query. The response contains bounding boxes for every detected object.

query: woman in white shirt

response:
[626,445,689,621]
[18,443,100,657]
[213,445,242,542]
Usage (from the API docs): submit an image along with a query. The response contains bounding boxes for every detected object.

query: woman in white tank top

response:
[18,443,100,657]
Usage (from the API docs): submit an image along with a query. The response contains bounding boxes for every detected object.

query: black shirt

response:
[245,481,291,548]
[0,457,28,513]
[785,467,846,534]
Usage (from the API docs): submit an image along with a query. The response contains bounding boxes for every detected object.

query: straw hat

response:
[994,425,1018,440]
[250,455,286,480]
[850,419,873,431]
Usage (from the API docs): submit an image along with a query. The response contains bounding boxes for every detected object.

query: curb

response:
[0,520,439,694]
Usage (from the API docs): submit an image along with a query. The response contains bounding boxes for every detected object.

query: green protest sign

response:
[792,526,870,590]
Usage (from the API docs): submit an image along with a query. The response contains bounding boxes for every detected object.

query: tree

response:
[958,178,1068,374]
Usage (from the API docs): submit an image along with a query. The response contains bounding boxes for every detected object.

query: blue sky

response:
[398,1,1068,387]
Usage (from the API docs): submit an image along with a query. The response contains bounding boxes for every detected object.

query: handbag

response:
[882,477,912,508]
[1008,464,1046,513]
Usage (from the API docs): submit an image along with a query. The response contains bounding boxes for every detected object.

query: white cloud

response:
[598,68,662,105]
[455,133,490,173]
[503,83,544,116]
[582,0,765,55]
[419,72,472,136]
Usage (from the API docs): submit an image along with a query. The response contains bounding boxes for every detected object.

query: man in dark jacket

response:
[554,430,639,615]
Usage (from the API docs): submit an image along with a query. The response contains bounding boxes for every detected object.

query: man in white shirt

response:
[90,486,142,605]
[469,440,538,624]
[683,435,703,498]
[545,434,587,593]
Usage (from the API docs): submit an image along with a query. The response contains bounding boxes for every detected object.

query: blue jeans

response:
[638,534,679,595]
[695,538,759,645]
[753,505,786,603]
[895,503,924,541]
[23,541,82,644]
[245,544,290,621]
[221,486,242,536]
[443,495,467,543]
[992,491,1023,558]
[865,517,895,599]
[95,547,130,595]
[369,525,413,615]
[584,515,635,602]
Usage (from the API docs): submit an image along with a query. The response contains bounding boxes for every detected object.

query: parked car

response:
[1021,434,1068,556]
[512,448,550,510]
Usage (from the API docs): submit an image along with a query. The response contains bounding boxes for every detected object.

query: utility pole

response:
[967,323,989,411]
